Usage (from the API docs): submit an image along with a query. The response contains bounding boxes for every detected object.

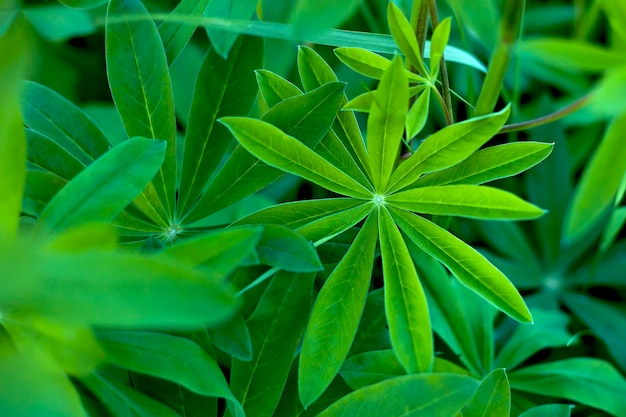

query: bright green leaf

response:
[296,201,373,244]
[334,47,425,82]
[387,2,426,75]
[463,368,510,417]
[428,17,452,80]
[406,87,430,139]
[37,138,166,234]
[256,69,302,108]
[299,214,378,407]
[379,207,433,373]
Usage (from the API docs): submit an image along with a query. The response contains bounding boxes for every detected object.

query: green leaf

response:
[600,206,626,251]
[57,0,107,9]
[299,214,378,407]
[368,55,408,192]
[204,0,259,58]
[0,240,238,327]
[208,314,253,361]
[508,358,626,416]
[37,138,166,234]
[23,171,66,217]
[255,69,302,108]
[0,19,27,238]
[106,0,177,218]
[295,201,373,244]
[564,113,626,243]
[81,371,180,417]
[178,36,263,215]
[158,0,210,64]
[22,5,95,42]
[387,185,545,220]
[0,348,88,417]
[339,349,406,390]
[570,240,626,287]
[233,198,364,229]
[562,293,626,372]
[518,404,574,417]
[519,38,626,72]
[406,87,430,139]
[231,271,315,417]
[255,225,323,272]
[387,106,510,193]
[428,17,452,80]
[463,369,510,417]
[317,373,479,416]
[220,117,372,198]
[379,207,433,373]
[26,129,85,181]
[298,46,373,178]
[189,82,346,221]
[495,309,570,370]
[414,142,554,187]
[96,330,243,416]
[290,0,362,38]
[349,289,391,355]
[334,47,425,82]
[21,81,111,166]
[598,0,626,44]
[387,2,426,75]
[391,208,533,323]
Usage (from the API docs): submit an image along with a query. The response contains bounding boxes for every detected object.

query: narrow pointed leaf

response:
[379,207,433,373]
[428,18,451,80]
[256,69,302,108]
[391,208,532,323]
[415,142,554,187]
[233,198,363,229]
[158,0,210,64]
[339,349,406,390]
[189,82,346,221]
[208,314,253,361]
[519,404,574,417]
[26,129,86,181]
[37,138,165,233]
[387,185,545,220]
[387,106,510,193]
[387,2,426,75]
[220,117,372,198]
[231,272,315,417]
[96,330,244,416]
[21,81,111,165]
[317,374,479,417]
[255,225,323,272]
[204,0,258,58]
[509,358,626,416]
[464,369,511,417]
[369,56,408,192]
[296,202,373,244]
[406,87,430,139]
[106,0,176,216]
[179,35,263,215]
[564,113,626,243]
[299,214,378,407]
[298,46,373,178]
[334,47,425,82]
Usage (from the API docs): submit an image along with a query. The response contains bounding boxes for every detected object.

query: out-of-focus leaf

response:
[37,138,165,234]
[518,404,574,417]
[106,0,176,216]
[208,314,253,361]
[317,373,479,416]
[204,0,259,58]
[290,0,363,39]
[509,358,626,416]
[22,5,95,42]
[299,214,378,407]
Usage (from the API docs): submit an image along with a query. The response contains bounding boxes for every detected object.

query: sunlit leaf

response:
[463,368,510,417]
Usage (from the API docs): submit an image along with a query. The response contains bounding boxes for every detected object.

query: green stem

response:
[475,0,525,116]
[428,0,453,123]
[498,93,593,134]
[410,0,430,56]
[433,85,453,125]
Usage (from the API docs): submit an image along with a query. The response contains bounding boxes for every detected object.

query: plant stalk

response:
[428,0,453,124]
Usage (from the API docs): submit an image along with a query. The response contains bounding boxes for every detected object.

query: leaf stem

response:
[498,93,593,134]
[432,84,453,125]
[428,0,453,123]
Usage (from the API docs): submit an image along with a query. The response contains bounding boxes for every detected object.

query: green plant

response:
[2,0,626,416]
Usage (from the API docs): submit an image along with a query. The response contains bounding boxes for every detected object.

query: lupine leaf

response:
[428,17,451,80]
[255,69,302,108]
[255,225,323,272]
[463,368,511,417]
[334,47,426,83]
[204,0,259,58]
[387,2,426,75]
[158,0,210,64]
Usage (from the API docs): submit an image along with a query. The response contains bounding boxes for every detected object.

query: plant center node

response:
[373,194,385,207]
[163,223,182,243]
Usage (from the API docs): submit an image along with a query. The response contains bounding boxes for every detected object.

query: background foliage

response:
[1,0,626,416]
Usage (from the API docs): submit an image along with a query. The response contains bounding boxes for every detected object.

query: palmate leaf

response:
[299,213,378,407]
[96,331,244,416]
[387,185,545,220]
[220,117,372,198]
[317,373,479,417]
[106,0,176,217]
[368,55,408,192]
[37,138,166,234]
[178,35,263,216]
[386,106,511,193]
[414,142,554,187]
[391,208,532,323]
[230,271,315,417]
[379,207,433,374]
[295,201,372,244]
